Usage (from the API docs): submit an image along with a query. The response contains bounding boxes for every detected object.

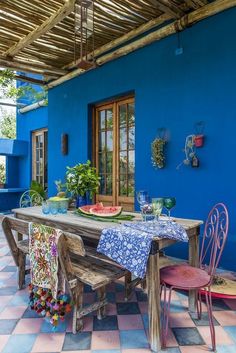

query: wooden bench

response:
[1,216,131,332]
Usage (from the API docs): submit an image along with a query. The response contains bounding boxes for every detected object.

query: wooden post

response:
[147,251,161,352]
[97,287,106,320]
[188,226,200,312]
[18,251,26,290]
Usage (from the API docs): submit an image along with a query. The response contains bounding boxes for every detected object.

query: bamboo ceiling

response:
[0,0,235,87]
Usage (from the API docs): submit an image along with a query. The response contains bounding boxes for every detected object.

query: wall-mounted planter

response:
[194,134,204,147]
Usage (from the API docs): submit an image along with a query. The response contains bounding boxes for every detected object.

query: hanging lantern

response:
[74,0,95,70]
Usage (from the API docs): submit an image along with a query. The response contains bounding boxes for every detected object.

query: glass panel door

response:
[95,97,135,210]
[117,98,135,211]
[96,104,115,206]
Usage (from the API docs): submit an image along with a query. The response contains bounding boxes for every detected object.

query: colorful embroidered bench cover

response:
[29,223,62,299]
[97,220,188,278]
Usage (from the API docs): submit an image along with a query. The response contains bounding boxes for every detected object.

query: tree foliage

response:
[0,69,48,103]
[0,109,16,139]
[0,163,6,184]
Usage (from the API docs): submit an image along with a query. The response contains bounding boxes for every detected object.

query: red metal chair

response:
[160,203,229,351]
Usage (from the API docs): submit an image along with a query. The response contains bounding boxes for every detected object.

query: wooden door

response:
[94,97,135,211]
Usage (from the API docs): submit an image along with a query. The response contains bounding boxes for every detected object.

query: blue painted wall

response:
[17,106,48,188]
[15,8,235,270]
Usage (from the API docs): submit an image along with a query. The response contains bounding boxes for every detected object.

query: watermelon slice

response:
[78,203,103,215]
[89,205,122,217]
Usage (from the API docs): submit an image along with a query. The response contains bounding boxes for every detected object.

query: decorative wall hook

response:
[177,134,200,169]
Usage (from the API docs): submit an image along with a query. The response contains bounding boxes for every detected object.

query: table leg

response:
[188,227,200,312]
[147,252,161,352]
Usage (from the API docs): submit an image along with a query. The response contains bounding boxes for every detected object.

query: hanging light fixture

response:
[74,0,95,70]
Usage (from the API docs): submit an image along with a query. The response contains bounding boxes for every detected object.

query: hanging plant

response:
[151,137,166,169]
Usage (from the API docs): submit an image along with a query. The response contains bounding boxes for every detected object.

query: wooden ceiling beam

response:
[51,0,236,88]
[0,57,63,77]
[2,0,76,58]
[65,13,171,69]
[14,74,46,86]
[96,0,236,67]
[148,0,185,18]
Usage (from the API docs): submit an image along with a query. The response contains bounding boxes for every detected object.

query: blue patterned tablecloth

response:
[97,220,188,278]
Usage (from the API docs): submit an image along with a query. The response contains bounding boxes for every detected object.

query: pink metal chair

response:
[160,203,229,351]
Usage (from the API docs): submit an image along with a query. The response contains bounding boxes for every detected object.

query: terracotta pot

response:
[0,184,5,189]
[194,134,204,147]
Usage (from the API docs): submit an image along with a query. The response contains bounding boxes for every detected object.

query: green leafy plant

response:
[0,69,48,103]
[0,111,16,139]
[30,180,47,200]
[151,138,166,169]
[66,160,100,197]
[0,163,6,185]
[55,179,67,197]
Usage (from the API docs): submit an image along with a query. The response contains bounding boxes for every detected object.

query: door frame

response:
[92,95,135,209]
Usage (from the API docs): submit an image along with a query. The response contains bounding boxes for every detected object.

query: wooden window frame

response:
[32,128,48,188]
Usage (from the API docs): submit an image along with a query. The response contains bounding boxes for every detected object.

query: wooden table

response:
[13,206,203,352]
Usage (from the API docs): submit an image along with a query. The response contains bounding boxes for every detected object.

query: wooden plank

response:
[13,207,203,239]
[147,252,161,352]
[65,14,171,69]
[148,0,185,18]
[3,0,76,58]
[0,57,67,76]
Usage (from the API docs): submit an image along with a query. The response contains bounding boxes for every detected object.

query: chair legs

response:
[205,287,216,351]
[197,290,202,320]
[18,251,26,290]
[161,286,216,351]
[72,283,84,334]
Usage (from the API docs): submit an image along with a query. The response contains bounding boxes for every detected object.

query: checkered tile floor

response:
[0,229,236,353]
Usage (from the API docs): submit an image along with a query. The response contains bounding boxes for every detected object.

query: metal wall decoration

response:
[74,0,95,70]
[177,122,205,170]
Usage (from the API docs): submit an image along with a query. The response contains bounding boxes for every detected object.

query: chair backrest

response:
[56,232,86,292]
[1,216,30,266]
[200,203,229,279]
[19,190,43,208]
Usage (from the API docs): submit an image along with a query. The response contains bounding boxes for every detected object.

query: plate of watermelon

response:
[75,203,135,222]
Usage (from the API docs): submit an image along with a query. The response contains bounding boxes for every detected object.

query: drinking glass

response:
[50,202,58,215]
[136,191,151,221]
[42,201,50,215]
[152,198,164,221]
[59,200,68,214]
[164,197,176,220]
[136,190,149,209]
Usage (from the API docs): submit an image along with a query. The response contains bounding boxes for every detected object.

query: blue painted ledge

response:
[0,188,26,193]
[0,139,28,156]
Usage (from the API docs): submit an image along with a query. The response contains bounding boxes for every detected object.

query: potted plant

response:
[151,137,166,169]
[66,160,100,207]
[0,163,6,189]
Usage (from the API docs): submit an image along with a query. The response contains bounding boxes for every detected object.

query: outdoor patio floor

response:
[0,229,236,353]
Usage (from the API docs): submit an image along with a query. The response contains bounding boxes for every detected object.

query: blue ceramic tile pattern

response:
[62,332,92,350]
[120,329,149,349]
[2,334,37,353]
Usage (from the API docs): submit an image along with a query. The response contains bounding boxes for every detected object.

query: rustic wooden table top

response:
[12,206,203,239]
